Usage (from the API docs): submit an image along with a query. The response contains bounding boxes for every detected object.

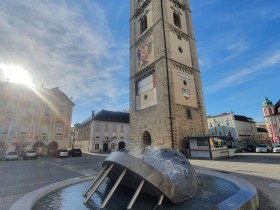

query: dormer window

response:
[140,15,147,34]
[173,12,181,28]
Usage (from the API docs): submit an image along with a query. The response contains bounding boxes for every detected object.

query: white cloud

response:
[226,42,247,51]
[260,7,280,21]
[199,57,212,69]
[207,50,280,93]
[224,41,248,61]
[0,0,128,108]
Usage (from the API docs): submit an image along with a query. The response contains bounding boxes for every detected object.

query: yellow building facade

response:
[0,82,74,156]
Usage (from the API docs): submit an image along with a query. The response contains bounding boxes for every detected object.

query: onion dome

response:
[263,97,273,107]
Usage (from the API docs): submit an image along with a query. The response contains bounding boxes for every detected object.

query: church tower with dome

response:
[129,0,207,149]
[262,97,280,145]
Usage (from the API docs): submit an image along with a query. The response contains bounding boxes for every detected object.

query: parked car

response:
[55,149,69,158]
[23,150,38,160]
[273,145,280,153]
[5,152,19,160]
[232,146,242,153]
[244,145,256,152]
[256,144,271,153]
[68,148,82,157]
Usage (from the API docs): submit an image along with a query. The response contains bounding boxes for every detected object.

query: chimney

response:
[92,111,95,117]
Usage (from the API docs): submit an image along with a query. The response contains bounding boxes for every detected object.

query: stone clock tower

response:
[130,0,207,149]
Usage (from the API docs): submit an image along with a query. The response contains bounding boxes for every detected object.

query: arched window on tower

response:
[173,12,181,29]
[140,15,147,34]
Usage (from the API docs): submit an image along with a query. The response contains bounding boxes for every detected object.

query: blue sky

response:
[0,0,279,124]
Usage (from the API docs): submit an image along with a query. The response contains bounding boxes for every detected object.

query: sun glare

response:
[0,64,34,87]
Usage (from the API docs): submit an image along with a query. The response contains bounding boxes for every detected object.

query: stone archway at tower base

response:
[143,131,152,146]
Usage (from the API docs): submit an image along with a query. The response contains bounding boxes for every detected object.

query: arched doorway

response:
[48,141,58,155]
[118,141,126,151]
[143,131,152,146]
[33,141,47,156]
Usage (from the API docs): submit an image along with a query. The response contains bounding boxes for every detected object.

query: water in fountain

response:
[33,145,240,210]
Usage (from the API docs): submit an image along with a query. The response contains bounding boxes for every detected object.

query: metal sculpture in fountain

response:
[83,145,199,209]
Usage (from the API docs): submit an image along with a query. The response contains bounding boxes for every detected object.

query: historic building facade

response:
[207,112,259,147]
[74,110,130,153]
[262,97,280,146]
[0,82,74,155]
[256,123,270,146]
[130,0,207,149]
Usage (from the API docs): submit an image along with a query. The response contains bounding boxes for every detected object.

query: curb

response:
[9,175,96,210]
[83,152,109,157]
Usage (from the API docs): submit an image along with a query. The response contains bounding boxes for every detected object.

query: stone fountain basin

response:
[11,169,259,210]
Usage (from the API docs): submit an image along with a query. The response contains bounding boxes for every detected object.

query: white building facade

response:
[75,110,130,153]
[207,112,258,147]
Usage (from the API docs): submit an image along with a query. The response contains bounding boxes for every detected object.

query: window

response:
[55,122,64,136]
[197,138,209,147]
[104,124,109,132]
[111,143,115,149]
[173,12,181,28]
[140,15,147,34]
[19,120,30,135]
[40,123,49,135]
[186,109,192,119]
[22,101,32,116]
[59,106,66,115]
[45,107,51,116]
[95,144,99,150]
[178,46,183,53]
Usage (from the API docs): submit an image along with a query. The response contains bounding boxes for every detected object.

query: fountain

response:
[83,145,199,209]
[13,145,259,210]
